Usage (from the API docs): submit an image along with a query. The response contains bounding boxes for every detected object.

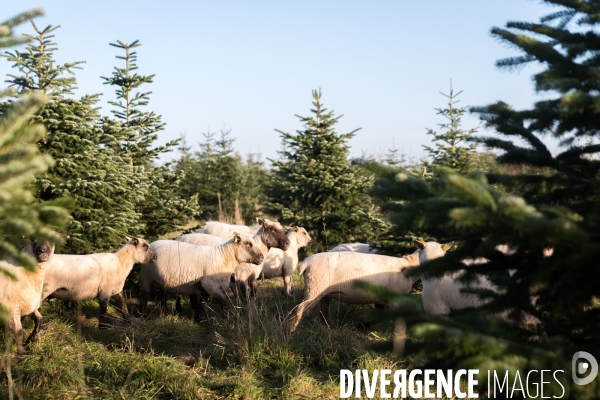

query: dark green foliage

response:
[176,129,266,224]
[102,40,197,241]
[0,9,69,321]
[266,89,386,254]
[367,2,600,398]
[423,83,478,174]
[3,22,140,254]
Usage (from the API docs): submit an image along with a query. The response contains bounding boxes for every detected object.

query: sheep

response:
[287,249,422,333]
[0,239,55,355]
[41,238,155,329]
[167,218,291,315]
[416,240,540,323]
[139,233,266,320]
[328,243,380,254]
[197,221,260,238]
[233,226,312,299]
[175,232,227,247]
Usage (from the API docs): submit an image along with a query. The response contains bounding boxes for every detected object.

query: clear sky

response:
[3,1,556,164]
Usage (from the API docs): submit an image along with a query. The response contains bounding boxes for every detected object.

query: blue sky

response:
[3,1,556,164]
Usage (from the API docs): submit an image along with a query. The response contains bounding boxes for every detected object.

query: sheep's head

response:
[292,226,312,248]
[27,239,55,263]
[128,238,155,263]
[257,218,290,251]
[232,233,264,265]
[414,239,454,265]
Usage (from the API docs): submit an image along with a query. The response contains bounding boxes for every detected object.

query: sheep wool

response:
[288,249,421,333]
[42,238,155,328]
[197,221,260,238]
[234,226,312,298]
[0,240,55,354]
[139,234,265,319]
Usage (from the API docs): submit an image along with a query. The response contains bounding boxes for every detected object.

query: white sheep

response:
[416,240,540,323]
[233,226,312,299]
[175,232,227,246]
[328,243,380,254]
[197,221,260,238]
[0,239,55,354]
[170,218,291,313]
[287,249,422,333]
[139,233,266,320]
[42,238,155,329]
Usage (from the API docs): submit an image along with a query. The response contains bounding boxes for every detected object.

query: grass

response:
[0,272,474,399]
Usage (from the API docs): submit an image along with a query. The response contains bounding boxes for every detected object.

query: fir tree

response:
[423,82,478,174]
[3,22,140,253]
[101,40,197,240]
[267,89,385,254]
[0,9,69,317]
[368,2,600,397]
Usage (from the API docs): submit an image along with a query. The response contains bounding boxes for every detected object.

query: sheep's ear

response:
[233,233,241,244]
[414,239,426,249]
[257,218,266,228]
[125,235,132,241]
[294,226,299,232]
[132,238,139,246]
[442,242,454,252]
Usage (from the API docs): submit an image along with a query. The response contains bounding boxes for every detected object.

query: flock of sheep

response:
[2,217,517,356]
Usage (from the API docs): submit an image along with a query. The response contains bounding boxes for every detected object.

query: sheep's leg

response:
[8,314,27,355]
[318,297,332,328]
[287,295,323,333]
[283,274,293,297]
[98,297,110,330]
[195,292,211,322]
[111,293,130,321]
[250,281,258,298]
[189,294,203,322]
[158,289,168,316]
[25,309,43,344]
[175,295,183,315]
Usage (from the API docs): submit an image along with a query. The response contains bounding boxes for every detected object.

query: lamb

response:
[287,248,422,333]
[139,233,266,320]
[42,238,155,329]
[197,221,260,238]
[0,239,55,354]
[417,240,541,324]
[328,243,380,254]
[233,226,312,299]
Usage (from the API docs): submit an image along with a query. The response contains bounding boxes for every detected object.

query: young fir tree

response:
[0,10,70,322]
[423,82,478,174]
[3,22,140,253]
[176,129,248,223]
[267,89,385,254]
[101,40,197,240]
[367,2,600,397]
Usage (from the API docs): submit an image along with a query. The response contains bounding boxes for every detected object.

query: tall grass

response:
[0,272,472,399]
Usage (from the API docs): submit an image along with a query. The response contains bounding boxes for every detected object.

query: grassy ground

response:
[1,272,422,399]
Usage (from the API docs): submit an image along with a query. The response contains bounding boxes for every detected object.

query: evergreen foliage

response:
[0,10,69,318]
[3,22,141,253]
[423,82,478,174]
[176,129,265,224]
[266,89,385,254]
[101,40,197,240]
[368,2,600,397]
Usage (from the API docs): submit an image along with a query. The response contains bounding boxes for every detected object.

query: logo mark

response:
[572,351,598,385]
